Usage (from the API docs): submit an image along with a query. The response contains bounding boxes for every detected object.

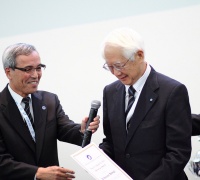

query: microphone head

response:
[91,100,101,109]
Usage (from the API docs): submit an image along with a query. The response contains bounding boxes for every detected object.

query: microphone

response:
[82,100,101,148]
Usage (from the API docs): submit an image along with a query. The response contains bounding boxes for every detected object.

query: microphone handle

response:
[82,130,92,147]
[82,108,98,147]
[85,108,98,128]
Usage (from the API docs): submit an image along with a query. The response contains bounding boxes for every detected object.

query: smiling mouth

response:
[28,81,38,84]
[119,75,127,80]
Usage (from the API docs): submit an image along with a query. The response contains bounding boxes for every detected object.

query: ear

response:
[136,50,144,59]
[5,68,12,80]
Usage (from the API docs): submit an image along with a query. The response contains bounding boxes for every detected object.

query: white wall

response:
[0,3,200,180]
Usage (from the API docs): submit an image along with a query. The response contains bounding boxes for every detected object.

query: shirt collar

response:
[8,84,32,104]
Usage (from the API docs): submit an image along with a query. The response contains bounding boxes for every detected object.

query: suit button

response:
[125,154,131,158]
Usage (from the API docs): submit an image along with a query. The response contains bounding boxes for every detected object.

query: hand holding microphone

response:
[82,100,101,148]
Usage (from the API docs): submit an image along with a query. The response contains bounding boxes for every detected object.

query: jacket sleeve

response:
[41,92,83,146]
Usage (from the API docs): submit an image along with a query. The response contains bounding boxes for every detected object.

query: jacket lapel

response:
[112,83,127,142]
[31,93,47,163]
[1,87,36,153]
[0,87,47,162]
[126,69,159,146]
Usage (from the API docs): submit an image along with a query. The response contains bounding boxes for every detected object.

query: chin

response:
[29,88,38,94]
[120,79,131,85]
[121,81,129,85]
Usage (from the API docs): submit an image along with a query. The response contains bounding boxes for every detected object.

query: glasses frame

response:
[14,64,46,74]
[103,56,132,72]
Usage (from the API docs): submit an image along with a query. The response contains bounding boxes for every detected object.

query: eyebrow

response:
[22,64,44,68]
[106,60,127,66]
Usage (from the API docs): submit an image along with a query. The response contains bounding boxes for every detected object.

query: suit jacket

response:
[192,114,200,135]
[99,68,192,180]
[0,85,82,180]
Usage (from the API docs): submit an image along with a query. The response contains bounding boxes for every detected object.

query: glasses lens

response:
[24,67,33,73]
[113,63,123,70]
[36,64,46,72]
[103,64,109,70]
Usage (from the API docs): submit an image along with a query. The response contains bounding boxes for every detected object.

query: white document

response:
[71,142,132,180]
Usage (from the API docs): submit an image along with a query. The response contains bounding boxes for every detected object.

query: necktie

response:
[22,97,34,127]
[125,86,136,130]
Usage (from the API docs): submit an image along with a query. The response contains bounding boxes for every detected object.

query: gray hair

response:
[2,43,37,70]
[101,27,145,60]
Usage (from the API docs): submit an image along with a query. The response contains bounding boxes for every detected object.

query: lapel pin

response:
[42,106,46,110]
[150,98,153,102]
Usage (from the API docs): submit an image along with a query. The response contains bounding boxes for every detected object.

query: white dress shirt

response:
[125,63,151,130]
[8,84,34,122]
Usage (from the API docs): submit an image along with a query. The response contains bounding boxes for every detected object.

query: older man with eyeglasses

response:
[0,43,100,180]
[99,27,192,180]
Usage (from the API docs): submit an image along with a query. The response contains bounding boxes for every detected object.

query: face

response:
[104,45,146,85]
[5,51,42,97]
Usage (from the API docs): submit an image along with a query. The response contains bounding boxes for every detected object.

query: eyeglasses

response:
[103,57,131,72]
[14,64,46,74]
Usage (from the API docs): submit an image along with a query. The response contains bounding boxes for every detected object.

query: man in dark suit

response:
[0,43,100,180]
[99,27,192,180]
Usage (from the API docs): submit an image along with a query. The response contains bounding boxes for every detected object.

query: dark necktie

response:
[125,86,136,130]
[22,97,34,127]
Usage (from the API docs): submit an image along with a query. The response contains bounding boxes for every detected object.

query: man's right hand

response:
[36,166,75,180]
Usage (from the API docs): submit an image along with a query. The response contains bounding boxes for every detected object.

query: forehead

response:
[16,51,41,66]
[104,45,122,57]
[104,45,125,64]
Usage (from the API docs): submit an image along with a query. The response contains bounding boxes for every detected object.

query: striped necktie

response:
[22,97,34,127]
[125,86,136,130]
